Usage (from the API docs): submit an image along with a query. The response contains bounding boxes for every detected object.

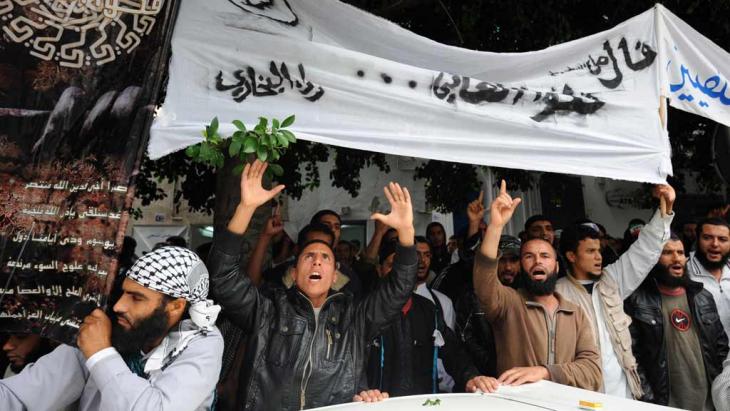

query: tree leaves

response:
[281,115,295,128]
[186,115,297,176]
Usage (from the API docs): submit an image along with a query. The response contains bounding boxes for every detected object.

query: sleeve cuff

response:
[393,243,418,266]
[544,364,564,385]
[647,208,674,242]
[213,228,246,256]
[85,347,118,372]
[88,348,135,390]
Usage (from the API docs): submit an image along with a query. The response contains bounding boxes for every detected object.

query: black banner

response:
[0,0,178,344]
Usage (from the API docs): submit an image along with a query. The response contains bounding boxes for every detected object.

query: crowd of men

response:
[2,160,730,410]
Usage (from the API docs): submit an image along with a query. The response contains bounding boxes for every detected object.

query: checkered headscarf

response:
[127,246,220,331]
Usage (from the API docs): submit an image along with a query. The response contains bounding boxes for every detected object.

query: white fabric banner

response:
[148,1,728,183]
[658,5,730,127]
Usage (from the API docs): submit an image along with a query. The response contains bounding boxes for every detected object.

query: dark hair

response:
[525,214,553,231]
[297,223,335,248]
[415,235,432,252]
[559,224,601,258]
[669,231,682,242]
[297,238,335,258]
[337,240,352,251]
[425,222,446,239]
[166,236,187,248]
[310,210,341,225]
[696,217,730,239]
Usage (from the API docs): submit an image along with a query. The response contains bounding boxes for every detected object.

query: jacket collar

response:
[641,275,704,295]
[519,289,575,313]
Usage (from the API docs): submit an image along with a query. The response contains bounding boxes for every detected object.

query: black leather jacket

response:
[208,229,418,410]
[454,289,497,377]
[366,291,479,396]
[624,278,729,405]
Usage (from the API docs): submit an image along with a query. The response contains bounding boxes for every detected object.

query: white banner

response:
[310,380,677,410]
[149,1,729,183]
[658,5,730,127]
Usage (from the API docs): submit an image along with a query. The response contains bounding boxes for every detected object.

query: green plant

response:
[185,115,297,178]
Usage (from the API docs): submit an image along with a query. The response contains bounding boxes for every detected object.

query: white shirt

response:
[415,282,455,330]
[415,282,456,392]
[688,253,730,338]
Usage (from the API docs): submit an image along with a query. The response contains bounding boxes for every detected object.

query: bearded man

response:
[625,235,728,409]
[687,217,730,337]
[0,247,224,410]
[472,180,602,391]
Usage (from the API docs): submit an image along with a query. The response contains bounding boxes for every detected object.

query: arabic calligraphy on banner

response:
[0,1,178,345]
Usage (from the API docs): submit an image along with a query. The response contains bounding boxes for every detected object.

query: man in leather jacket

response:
[207,161,418,410]
[625,234,729,409]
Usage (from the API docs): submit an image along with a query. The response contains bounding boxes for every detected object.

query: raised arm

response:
[363,219,390,265]
[467,191,485,239]
[605,184,675,299]
[474,181,522,322]
[357,183,417,340]
[208,160,285,331]
[246,206,284,286]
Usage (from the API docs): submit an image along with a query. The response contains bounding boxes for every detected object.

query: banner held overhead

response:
[150,1,730,184]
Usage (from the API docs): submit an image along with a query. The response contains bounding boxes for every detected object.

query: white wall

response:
[283,153,443,240]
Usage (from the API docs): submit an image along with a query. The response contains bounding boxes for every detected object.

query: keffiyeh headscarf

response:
[126,246,221,373]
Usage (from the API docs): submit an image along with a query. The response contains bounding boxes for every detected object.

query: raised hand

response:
[468,191,486,224]
[370,182,415,246]
[489,180,521,228]
[262,204,284,238]
[229,160,285,235]
[652,184,676,216]
[239,160,285,209]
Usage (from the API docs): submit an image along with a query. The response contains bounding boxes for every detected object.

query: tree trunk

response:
[213,155,270,267]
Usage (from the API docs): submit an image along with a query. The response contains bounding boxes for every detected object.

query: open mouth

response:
[532,269,547,280]
[309,272,322,282]
[669,264,684,275]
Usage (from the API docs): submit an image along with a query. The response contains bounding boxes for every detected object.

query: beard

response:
[522,270,559,296]
[650,263,690,289]
[696,248,730,271]
[111,304,170,357]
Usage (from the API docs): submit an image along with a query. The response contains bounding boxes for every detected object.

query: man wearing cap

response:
[0,246,224,410]
[496,235,522,287]
[208,161,418,410]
